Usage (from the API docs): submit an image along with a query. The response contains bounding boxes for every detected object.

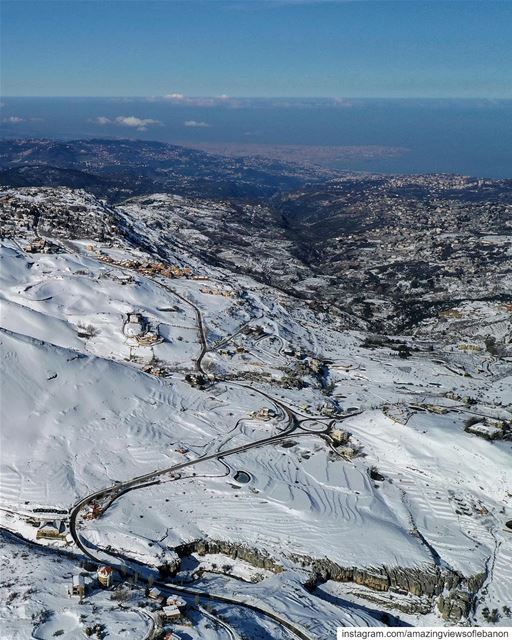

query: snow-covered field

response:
[1,187,511,637]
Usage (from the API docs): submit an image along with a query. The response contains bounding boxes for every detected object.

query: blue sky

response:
[1,0,511,98]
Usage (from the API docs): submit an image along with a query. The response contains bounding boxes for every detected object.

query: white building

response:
[123,312,145,337]
[36,520,65,540]
[162,605,181,620]
[68,574,85,597]
[166,595,186,609]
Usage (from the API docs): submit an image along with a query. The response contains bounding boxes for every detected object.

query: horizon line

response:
[2,95,512,101]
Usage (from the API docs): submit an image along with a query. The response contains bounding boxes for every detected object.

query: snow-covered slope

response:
[1,187,511,637]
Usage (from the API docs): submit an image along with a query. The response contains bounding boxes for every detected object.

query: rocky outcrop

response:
[299,557,446,596]
[296,555,485,620]
[437,590,473,622]
[298,555,485,596]
[174,538,485,621]
[175,539,284,574]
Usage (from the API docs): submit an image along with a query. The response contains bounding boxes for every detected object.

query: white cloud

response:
[92,115,162,131]
[2,116,24,124]
[115,116,161,130]
[184,120,210,128]
[165,93,185,100]
[94,116,112,125]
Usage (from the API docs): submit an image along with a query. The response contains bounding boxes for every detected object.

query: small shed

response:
[68,574,85,598]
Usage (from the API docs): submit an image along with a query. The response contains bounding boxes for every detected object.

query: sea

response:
[1,97,511,178]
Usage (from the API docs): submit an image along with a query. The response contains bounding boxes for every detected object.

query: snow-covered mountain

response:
[1,186,511,639]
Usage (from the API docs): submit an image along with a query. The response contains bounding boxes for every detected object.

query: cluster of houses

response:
[24,238,60,254]
[199,286,234,298]
[249,406,277,421]
[66,565,186,637]
[93,251,192,279]
[147,588,187,622]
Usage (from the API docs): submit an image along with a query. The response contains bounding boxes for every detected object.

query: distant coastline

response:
[1,97,511,178]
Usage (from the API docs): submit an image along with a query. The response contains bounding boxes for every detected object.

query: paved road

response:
[154,278,208,374]
[198,603,240,640]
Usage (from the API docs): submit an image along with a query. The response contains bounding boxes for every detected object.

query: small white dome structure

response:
[123,312,145,337]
